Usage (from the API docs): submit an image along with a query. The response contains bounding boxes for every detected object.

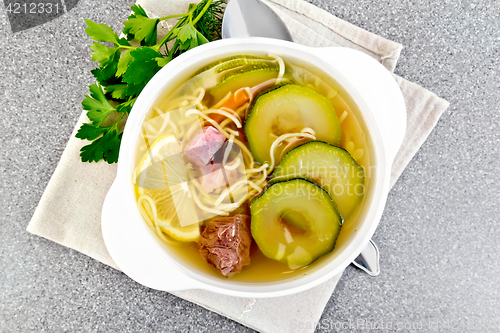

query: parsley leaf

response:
[82,83,116,126]
[116,97,137,114]
[91,66,122,88]
[89,42,117,66]
[76,123,108,141]
[84,19,119,44]
[197,31,210,45]
[123,47,163,96]
[91,50,121,85]
[123,4,159,46]
[155,57,170,67]
[116,50,134,77]
[117,37,131,47]
[80,127,121,163]
[175,24,197,44]
[79,84,126,163]
[179,26,207,51]
[106,84,128,100]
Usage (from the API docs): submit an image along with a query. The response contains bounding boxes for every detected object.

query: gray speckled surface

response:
[1,0,499,332]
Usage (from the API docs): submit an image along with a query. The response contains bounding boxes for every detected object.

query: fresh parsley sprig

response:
[77,0,226,163]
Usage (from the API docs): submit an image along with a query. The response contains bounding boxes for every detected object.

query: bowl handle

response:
[101,180,202,291]
[315,47,406,164]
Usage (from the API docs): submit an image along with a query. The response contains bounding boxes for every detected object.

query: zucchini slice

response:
[209,63,279,102]
[194,55,262,75]
[245,84,341,165]
[272,141,365,219]
[250,178,342,266]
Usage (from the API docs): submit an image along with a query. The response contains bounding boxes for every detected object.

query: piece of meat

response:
[199,162,239,193]
[184,126,226,166]
[198,214,252,277]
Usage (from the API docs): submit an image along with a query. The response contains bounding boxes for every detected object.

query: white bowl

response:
[101,38,406,298]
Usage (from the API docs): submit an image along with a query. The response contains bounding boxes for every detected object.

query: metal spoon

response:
[221,0,380,277]
[352,239,380,276]
[222,0,293,41]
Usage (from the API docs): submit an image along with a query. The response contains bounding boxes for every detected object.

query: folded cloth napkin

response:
[27,0,449,332]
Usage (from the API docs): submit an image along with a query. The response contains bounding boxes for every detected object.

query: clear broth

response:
[133,54,372,282]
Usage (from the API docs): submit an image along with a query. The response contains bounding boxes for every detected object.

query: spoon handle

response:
[352,240,381,276]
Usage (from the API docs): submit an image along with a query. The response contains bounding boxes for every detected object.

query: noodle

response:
[137,195,176,245]
[233,137,255,167]
[235,102,249,116]
[151,107,180,135]
[185,109,230,138]
[224,158,241,171]
[159,93,201,111]
[195,102,205,111]
[140,133,159,140]
[346,141,355,153]
[224,128,240,137]
[220,107,242,122]
[156,112,171,134]
[276,128,316,159]
[327,90,338,99]
[301,127,316,136]
[155,221,172,244]
[338,110,348,124]
[253,168,268,186]
[352,149,364,161]
[314,76,321,88]
[192,87,205,105]
[144,122,157,135]
[219,118,233,128]
[269,53,285,82]
[245,163,269,174]
[214,179,263,207]
[203,109,242,128]
[138,195,157,229]
[153,106,164,114]
[267,130,316,171]
[168,119,180,135]
[212,91,232,109]
[216,184,259,210]
[184,121,203,149]
[222,134,235,166]
[190,183,230,216]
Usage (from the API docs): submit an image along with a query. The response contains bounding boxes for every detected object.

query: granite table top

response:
[1,0,499,331]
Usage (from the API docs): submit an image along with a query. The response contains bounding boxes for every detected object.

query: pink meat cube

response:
[184,126,226,166]
[200,163,238,193]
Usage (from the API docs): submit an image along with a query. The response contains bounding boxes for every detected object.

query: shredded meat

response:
[198,214,252,277]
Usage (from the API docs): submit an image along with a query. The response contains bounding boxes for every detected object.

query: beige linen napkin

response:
[27,1,449,332]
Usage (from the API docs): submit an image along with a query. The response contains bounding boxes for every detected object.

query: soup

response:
[133,54,371,282]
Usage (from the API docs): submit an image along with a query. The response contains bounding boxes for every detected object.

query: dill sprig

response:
[195,0,226,41]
